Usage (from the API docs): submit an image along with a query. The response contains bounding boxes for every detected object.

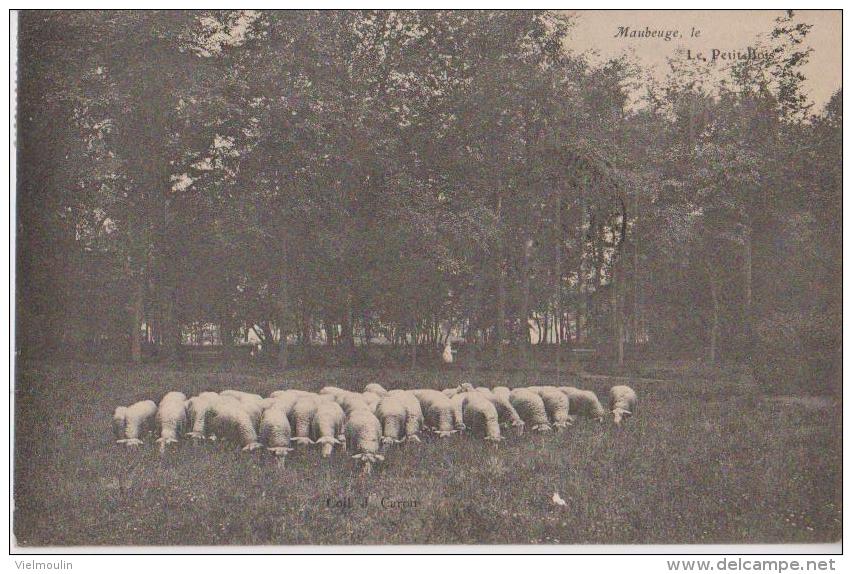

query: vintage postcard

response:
[11,9,842,552]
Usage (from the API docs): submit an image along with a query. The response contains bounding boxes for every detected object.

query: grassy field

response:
[13,360,841,546]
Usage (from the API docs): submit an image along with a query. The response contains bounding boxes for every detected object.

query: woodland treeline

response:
[16,11,841,386]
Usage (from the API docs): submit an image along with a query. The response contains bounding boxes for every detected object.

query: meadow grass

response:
[13,360,841,546]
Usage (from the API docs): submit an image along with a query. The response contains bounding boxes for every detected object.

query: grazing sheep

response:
[334,391,372,416]
[509,389,552,432]
[609,385,638,425]
[364,383,389,396]
[387,389,424,442]
[413,390,457,438]
[113,400,158,446]
[462,393,502,442]
[536,388,572,429]
[375,396,408,446]
[271,389,313,399]
[221,389,264,403]
[289,395,321,446]
[155,391,187,448]
[311,401,346,457]
[265,392,301,416]
[229,395,264,431]
[207,397,263,451]
[361,391,381,412]
[559,387,606,422]
[258,404,293,456]
[186,393,219,440]
[481,392,525,435]
[449,392,467,431]
[345,409,384,475]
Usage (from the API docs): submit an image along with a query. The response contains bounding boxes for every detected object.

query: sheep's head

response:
[291,436,313,447]
[352,452,385,475]
[155,436,178,452]
[531,423,552,433]
[380,436,403,447]
[433,429,457,438]
[241,441,263,452]
[267,446,293,457]
[612,408,632,425]
[112,407,128,439]
[512,420,526,436]
[315,436,341,457]
[404,434,421,443]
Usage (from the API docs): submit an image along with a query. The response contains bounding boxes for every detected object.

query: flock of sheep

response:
[112,382,639,474]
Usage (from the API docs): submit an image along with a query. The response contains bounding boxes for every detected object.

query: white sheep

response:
[509,389,552,432]
[345,408,385,475]
[559,387,606,422]
[185,393,219,440]
[207,397,263,451]
[333,391,372,416]
[289,395,321,446]
[221,389,264,403]
[361,391,381,413]
[375,395,408,446]
[311,401,346,457]
[492,386,511,401]
[609,385,638,425]
[271,389,313,399]
[232,395,264,431]
[258,404,293,456]
[155,391,187,448]
[265,392,301,416]
[449,392,467,431]
[413,389,457,437]
[113,400,158,446]
[462,393,502,443]
[363,383,389,396]
[535,388,572,429]
[387,389,424,442]
[483,392,525,435]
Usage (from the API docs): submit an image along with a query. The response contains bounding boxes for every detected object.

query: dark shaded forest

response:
[16,11,841,389]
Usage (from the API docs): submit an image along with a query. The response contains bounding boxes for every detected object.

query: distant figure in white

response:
[442,341,454,364]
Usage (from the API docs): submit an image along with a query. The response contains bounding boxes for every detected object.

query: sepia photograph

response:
[11,8,842,550]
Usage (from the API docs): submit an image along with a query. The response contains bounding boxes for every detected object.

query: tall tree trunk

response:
[520,237,533,366]
[611,257,624,366]
[130,272,144,364]
[575,185,585,344]
[555,187,564,381]
[632,191,641,346]
[495,195,506,368]
[410,319,417,369]
[590,222,602,345]
[124,209,145,364]
[709,273,720,365]
[743,225,753,347]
